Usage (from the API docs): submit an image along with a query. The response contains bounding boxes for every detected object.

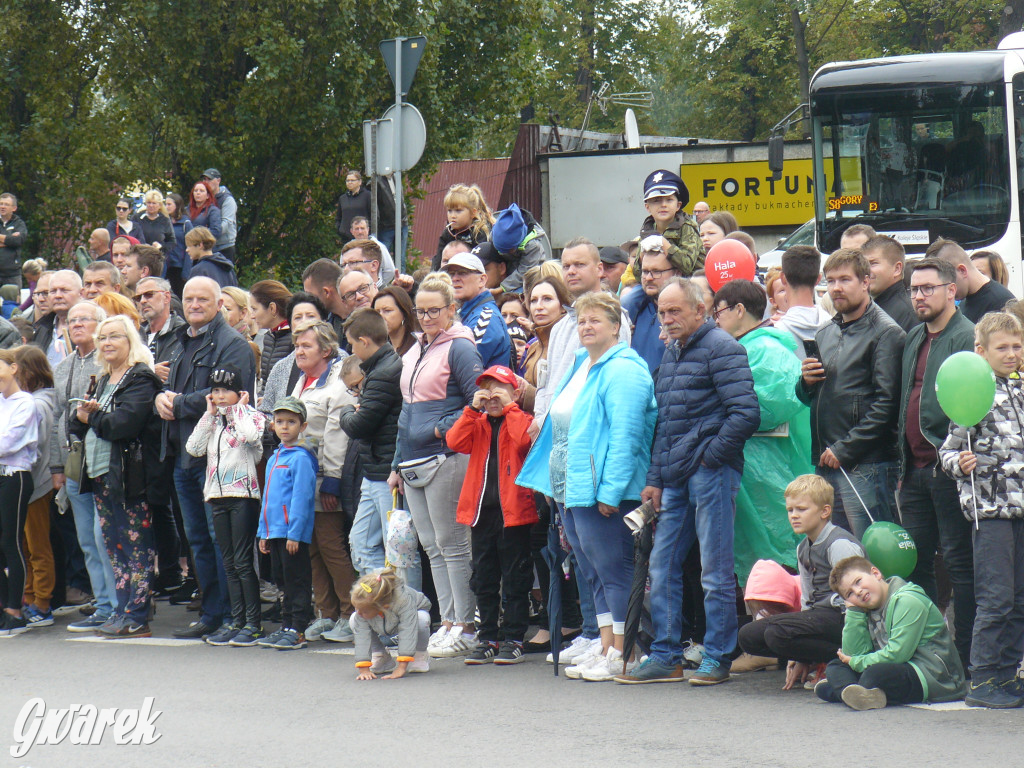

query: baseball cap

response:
[476,365,518,387]
[443,252,485,274]
[201,168,222,180]
[599,246,629,265]
[273,395,307,421]
[471,242,503,266]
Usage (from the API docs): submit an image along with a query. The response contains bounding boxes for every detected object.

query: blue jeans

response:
[649,465,741,666]
[554,502,599,639]
[66,477,116,619]
[562,502,635,634]
[350,479,390,575]
[378,225,408,268]
[173,462,228,626]
[816,462,897,539]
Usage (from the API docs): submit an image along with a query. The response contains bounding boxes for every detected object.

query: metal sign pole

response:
[393,37,405,273]
[370,120,379,238]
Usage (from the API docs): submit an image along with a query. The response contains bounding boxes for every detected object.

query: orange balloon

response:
[706,240,757,292]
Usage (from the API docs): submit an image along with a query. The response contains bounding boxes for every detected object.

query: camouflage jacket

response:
[633,213,704,279]
[939,376,1024,521]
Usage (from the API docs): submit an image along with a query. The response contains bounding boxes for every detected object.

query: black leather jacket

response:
[798,301,906,466]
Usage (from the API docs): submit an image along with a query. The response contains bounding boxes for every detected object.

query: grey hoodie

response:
[28,387,57,503]
[50,349,101,472]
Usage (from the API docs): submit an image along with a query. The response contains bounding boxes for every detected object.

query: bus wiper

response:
[862,212,985,236]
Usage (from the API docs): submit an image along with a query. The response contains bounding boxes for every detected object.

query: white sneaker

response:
[407,650,430,673]
[304,617,335,641]
[683,640,705,668]
[565,647,605,679]
[322,619,355,643]
[427,625,450,651]
[583,648,635,682]
[430,626,477,658]
[547,634,594,664]
[370,651,396,674]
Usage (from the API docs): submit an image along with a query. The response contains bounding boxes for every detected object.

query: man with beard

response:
[798,249,905,539]
[896,257,976,674]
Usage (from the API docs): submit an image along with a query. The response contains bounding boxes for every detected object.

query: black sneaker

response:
[205,624,240,646]
[966,678,1024,709]
[494,641,526,665]
[0,611,28,637]
[464,641,499,665]
[173,620,215,639]
[228,624,263,647]
[168,580,198,605]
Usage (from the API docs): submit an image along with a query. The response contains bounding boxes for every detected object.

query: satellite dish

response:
[999,32,1024,50]
[624,108,640,149]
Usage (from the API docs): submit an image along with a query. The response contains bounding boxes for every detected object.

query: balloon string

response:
[967,432,980,531]
[839,465,875,525]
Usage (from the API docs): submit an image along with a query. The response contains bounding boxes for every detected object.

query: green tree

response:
[2,0,546,284]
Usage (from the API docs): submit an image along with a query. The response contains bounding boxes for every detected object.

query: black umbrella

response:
[622,502,657,674]
[541,513,567,675]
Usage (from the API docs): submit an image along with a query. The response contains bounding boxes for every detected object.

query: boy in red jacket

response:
[446,365,538,665]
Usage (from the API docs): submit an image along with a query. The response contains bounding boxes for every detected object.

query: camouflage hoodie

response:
[939,375,1024,521]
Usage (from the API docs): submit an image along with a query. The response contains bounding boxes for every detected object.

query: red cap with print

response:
[476,365,517,387]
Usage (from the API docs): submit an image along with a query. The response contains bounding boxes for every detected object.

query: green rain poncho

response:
[734,326,812,585]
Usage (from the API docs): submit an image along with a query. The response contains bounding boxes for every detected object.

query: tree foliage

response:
[0,0,545,285]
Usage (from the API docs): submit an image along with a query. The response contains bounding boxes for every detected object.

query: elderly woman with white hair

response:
[71,314,163,639]
[289,319,357,644]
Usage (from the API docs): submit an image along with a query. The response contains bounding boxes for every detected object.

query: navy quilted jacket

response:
[647,319,760,487]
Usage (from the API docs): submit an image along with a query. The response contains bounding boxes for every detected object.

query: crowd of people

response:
[0,165,1022,710]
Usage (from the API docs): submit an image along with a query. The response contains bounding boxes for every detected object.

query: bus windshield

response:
[812,82,1009,252]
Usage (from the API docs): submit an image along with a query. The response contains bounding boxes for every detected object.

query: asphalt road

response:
[1,604,1021,768]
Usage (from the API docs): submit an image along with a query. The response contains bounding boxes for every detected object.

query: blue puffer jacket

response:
[518,342,657,507]
[459,290,512,369]
[647,319,760,488]
[259,440,319,543]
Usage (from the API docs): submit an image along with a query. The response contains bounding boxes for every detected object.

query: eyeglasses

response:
[712,304,737,320]
[68,317,98,326]
[641,267,677,278]
[95,333,128,343]
[907,283,952,298]
[115,206,130,212]
[344,259,374,267]
[341,284,372,303]
[346,383,363,397]
[414,307,446,319]
[133,289,164,303]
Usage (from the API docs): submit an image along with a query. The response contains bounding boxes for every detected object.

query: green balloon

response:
[862,521,918,579]
[935,351,996,427]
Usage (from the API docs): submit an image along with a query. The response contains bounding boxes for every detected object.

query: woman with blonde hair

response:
[70,315,163,638]
[132,190,175,253]
[519,291,658,680]
[390,272,483,657]
[221,287,262,377]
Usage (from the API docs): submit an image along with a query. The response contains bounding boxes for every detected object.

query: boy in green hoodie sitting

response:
[814,555,967,710]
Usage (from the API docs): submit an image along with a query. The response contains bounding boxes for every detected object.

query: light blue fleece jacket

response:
[518,342,657,507]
